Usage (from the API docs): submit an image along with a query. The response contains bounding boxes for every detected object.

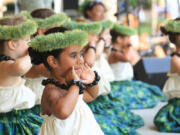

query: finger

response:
[72,67,80,80]
[85,63,91,70]
[82,64,86,71]
[81,79,89,84]
[72,66,77,75]
[83,63,89,70]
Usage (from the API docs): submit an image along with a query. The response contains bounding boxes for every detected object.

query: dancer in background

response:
[108,23,166,109]
[154,18,180,133]
[0,15,43,135]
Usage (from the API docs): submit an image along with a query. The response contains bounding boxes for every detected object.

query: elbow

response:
[16,63,32,76]
[55,106,72,120]
[122,56,131,62]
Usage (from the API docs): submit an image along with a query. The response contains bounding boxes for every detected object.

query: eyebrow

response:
[70,51,77,55]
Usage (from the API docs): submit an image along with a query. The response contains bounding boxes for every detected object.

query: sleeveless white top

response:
[111,62,134,81]
[163,73,180,99]
[39,95,104,135]
[25,77,46,104]
[0,79,35,113]
[92,54,114,95]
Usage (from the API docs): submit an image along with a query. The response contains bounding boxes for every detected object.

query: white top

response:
[92,54,114,95]
[111,62,134,81]
[163,73,180,99]
[0,79,36,113]
[25,77,46,104]
[96,54,115,82]
[39,95,104,135]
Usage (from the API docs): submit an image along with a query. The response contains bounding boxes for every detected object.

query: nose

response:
[77,55,84,65]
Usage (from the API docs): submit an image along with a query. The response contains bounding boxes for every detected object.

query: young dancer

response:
[0,15,43,135]
[28,29,104,135]
[154,19,180,133]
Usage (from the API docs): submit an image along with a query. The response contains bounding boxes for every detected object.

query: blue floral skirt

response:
[154,98,180,133]
[110,80,166,109]
[0,106,43,135]
[31,104,41,115]
[88,94,144,135]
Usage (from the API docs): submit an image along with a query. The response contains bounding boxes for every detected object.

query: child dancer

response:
[108,23,166,109]
[79,0,106,21]
[28,29,104,135]
[154,19,180,133]
[21,8,68,115]
[0,15,43,134]
[63,20,144,135]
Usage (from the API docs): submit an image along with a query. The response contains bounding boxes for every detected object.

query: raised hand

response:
[65,66,80,82]
[100,29,112,47]
[88,34,98,46]
[80,63,95,85]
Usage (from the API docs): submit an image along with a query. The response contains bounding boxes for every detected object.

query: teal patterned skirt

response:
[0,106,43,135]
[154,98,180,133]
[31,104,41,116]
[110,80,166,109]
[88,94,144,135]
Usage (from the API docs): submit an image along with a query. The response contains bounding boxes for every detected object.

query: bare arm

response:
[112,51,131,62]
[46,85,80,120]
[1,54,32,77]
[170,56,180,75]
[25,64,50,78]
[96,29,112,59]
[83,84,99,102]
[83,45,96,67]
[96,39,105,59]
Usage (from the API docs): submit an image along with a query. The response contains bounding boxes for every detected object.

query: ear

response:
[7,40,17,51]
[86,10,92,18]
[47,56,59,69]
[37,29,46,35]
[116,36,123,44]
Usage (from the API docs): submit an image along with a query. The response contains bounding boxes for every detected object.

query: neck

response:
[50,72,66,84]
[112,42,119,48]
[4,50,18,59]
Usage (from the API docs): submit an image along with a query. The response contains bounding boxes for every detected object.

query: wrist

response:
[86,45,96,53]
[86,71,100,87]
[67,80,86,94]
[99,37,106,46]
[70,84,80,91]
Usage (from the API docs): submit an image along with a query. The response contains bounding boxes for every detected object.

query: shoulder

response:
[0,60,15,71]
[171,55,180,67]
[44,84,66,98]
[171,55,180,63]
[42,84,67,106]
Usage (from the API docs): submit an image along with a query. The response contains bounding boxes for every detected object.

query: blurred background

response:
[1,0,180,88]
[1,0,179,58]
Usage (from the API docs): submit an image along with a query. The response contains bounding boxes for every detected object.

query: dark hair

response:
[161,17,180,45]
[0,16,26,54]
[0,15,25,26]
[28,27,68,71]
[110,30,126,43]
[44,27,69,35]
[0,41,5,54]
[84,1,105,18]
[31,8,55,19]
